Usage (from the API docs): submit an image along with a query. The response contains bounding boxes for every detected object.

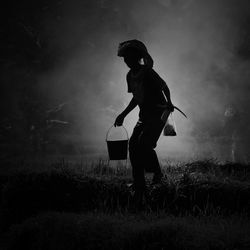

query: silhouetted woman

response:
[114,40,174,208]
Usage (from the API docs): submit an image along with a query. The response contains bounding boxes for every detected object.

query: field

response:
[0,157,250,250]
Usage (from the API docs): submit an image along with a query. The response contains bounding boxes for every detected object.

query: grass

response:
[0,158,250,249]
[2,212,250,250]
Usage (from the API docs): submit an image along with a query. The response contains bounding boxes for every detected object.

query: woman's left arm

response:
[148,68,174,111]
[162,85,174,112]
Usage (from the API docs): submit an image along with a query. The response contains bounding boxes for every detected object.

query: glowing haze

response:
[37,0,250,160]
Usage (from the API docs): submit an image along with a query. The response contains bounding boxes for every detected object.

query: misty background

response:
[1,0,250,161]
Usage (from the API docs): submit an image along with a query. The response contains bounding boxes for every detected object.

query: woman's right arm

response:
[121,97,137,117]
[114,97,137,126]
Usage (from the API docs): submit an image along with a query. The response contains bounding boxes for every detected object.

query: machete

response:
[174,106,187,118]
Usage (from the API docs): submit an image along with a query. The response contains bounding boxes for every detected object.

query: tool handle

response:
[106,125,129,141]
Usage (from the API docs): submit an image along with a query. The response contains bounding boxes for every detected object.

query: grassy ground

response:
[0,158,250,249]
[2,212,250,250]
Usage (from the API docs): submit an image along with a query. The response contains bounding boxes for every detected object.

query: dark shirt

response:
[126,66,167,120]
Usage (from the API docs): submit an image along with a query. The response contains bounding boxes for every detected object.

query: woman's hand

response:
[157,103,175,112]
[114,114,125,127]
[168,103,175,112]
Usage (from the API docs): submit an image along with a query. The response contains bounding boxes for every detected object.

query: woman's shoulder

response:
[143,66,160,80]
[126,66,158,81]
[146,66,159,75]
[144,67,167,89]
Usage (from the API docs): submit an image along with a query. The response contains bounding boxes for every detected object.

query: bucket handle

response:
[106,125,129,141]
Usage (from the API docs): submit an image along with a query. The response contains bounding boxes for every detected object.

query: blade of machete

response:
[174,106,187,118]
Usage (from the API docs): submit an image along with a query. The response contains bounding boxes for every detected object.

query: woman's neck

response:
[131,64,143,75]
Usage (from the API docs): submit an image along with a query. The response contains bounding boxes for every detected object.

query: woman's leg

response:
[129,118,165,209]
[138,119,165,178]
[129,121,145,191]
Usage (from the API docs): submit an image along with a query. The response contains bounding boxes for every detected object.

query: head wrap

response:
[117,39,154,68]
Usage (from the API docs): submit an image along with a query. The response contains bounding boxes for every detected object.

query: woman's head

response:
[123,48,143,69]
[118,39,154,68]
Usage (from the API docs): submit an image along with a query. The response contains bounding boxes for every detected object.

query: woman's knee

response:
[129,136,138,150]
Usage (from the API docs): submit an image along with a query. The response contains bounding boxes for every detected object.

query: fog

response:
[4,0,250,161]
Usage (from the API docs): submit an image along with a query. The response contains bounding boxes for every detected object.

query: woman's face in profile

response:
[123,50,142,69]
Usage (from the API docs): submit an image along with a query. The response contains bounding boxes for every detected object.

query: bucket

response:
[106,125,129,160]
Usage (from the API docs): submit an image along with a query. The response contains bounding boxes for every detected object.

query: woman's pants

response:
[129,118,165,192]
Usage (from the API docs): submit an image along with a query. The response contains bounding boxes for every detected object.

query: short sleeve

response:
[126,71,132,93]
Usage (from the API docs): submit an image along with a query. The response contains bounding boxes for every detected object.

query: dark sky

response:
[2,0,250,160]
